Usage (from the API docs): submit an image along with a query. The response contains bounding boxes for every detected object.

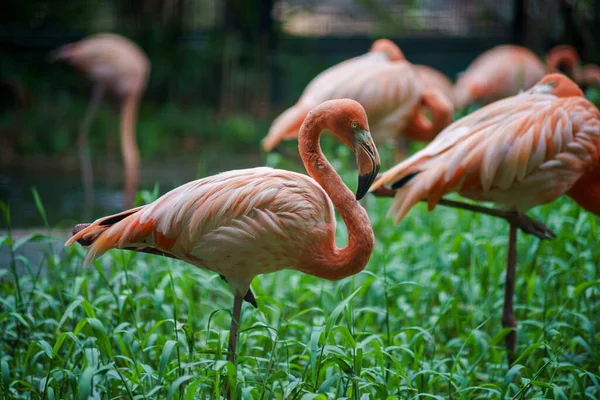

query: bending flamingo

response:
[454,44,586,110]
[66,99,380,374]
[371,74,600,365]
[54,33,150,209]
[262,39,453,160]
[454,45,546,109]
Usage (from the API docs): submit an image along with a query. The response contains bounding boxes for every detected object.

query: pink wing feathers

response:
[66,167,335,290]
[371,90,600,224]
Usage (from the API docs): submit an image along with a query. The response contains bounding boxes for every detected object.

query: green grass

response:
[1,144,599,399]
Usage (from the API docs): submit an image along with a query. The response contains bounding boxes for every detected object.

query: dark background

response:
[0,0,598,227]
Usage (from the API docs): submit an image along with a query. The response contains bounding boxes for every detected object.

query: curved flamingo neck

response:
[120,93,141,208]
[404,91,453,142]
[298,111,374,280]
[546,46,579,75]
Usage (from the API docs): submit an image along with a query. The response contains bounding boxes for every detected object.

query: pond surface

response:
[0,147,265,229]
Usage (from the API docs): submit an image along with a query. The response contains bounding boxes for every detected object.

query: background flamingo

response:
[578,65,600,91]
[454,44,588,110]
[54,33,150,210]
[453,45,546,109]
[262,39,453,161]
[413,64,455,105]
[370,74,600,365]
[65,99,380,382]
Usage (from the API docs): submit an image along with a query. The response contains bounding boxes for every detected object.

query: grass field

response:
[1,144,599,399]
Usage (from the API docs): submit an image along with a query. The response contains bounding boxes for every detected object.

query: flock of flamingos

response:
[54,33,600,375]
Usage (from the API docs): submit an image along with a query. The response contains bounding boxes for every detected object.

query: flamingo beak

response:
[355,130,380,200]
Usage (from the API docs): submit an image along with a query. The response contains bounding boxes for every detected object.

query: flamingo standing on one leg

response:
[54,33,150,209]
[262,39,453,161]
[370,74,600,365]
[65,99,380,390]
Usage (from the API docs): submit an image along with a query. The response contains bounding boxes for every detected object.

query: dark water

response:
[0,148,264,229]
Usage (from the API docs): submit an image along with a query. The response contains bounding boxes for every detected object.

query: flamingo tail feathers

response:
[65,206,146,266]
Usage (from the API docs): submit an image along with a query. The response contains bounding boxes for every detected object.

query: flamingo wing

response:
[371,92,600,223]
[66,167,335,290]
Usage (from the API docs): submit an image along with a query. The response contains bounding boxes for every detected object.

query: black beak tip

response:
[356,171,377,201]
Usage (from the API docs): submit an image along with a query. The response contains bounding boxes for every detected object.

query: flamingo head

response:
[532,73,583,98]
[305,99,381,200]
[370,39,405,62]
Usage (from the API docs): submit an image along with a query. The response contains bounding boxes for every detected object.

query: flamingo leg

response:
[434,198,555,240]
[503,222,518,366]
[227,294,243,365]
[370,187,555,240]
[78,84,104,218]
[225,294,243,399]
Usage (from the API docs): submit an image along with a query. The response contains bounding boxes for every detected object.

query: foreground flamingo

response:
[54,33,150,209]
[262,39,453,160]
[66,99,380,377]
[370,74,600,365]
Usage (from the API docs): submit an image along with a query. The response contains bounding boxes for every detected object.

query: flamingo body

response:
[67,167,336,294]
[454,45,546,109]
[373,74,600,223]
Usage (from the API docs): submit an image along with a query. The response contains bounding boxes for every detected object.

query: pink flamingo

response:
[454,45,546,109]
[371,74,600,364]
[262,39,453,160]
[66,99,380,373]
[454,44,586,110]
[54,33,150,209]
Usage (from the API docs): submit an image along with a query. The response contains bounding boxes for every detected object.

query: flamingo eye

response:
[548,80,557,88]
[350,121,359,129]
